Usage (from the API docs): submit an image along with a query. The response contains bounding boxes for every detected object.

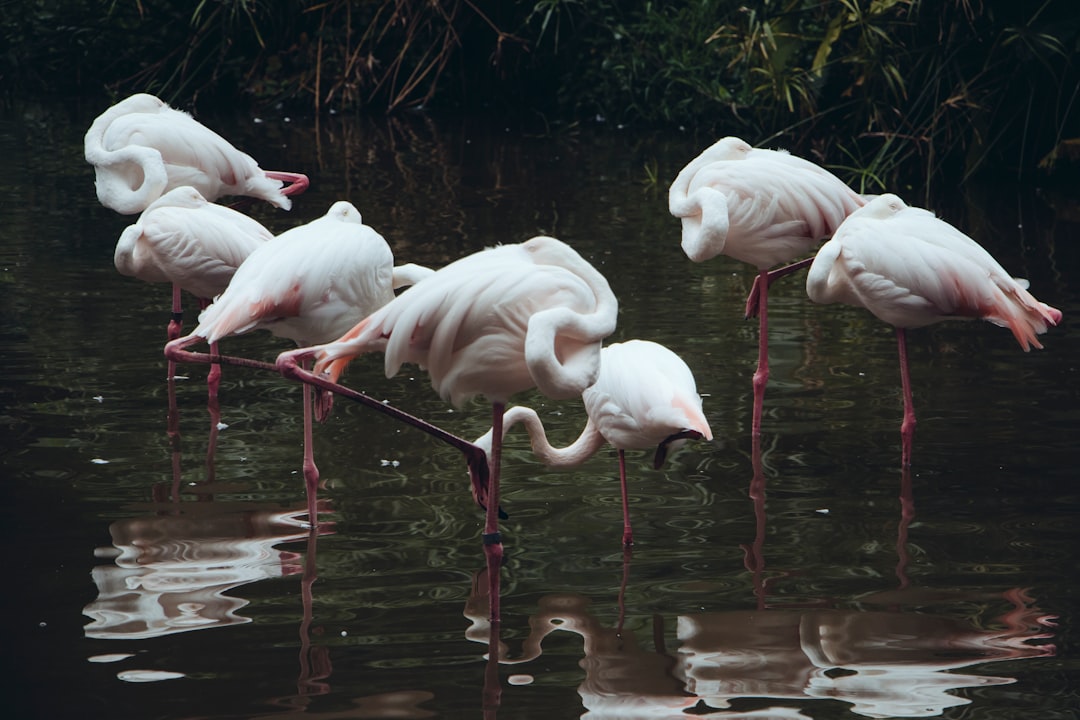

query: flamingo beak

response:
[653,429,706,470]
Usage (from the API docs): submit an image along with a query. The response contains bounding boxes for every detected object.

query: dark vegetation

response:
[4,0,1078,189]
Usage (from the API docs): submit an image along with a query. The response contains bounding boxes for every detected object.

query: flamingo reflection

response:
[478,583,1053,719]
[83,504,331,640]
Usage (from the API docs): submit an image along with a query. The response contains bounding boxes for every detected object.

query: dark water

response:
[3,99,1078,719]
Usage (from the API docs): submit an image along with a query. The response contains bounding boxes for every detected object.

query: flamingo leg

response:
[751,269,770,436]
[744,257,814,320]
[618,449,633,547]
[168,284,184,342]
[197,299,223,483]
[275,349,497,516]
[747,434,767,610]
[164,291,184,497]
[166,370,182,503]
[480,565,503,720]
[302,358,321,529]
[165,334,279,373]
[616,544,632,639]
[484,402,505,623]
[199,298,222,404]
[896,463,914,590]
[896,327,916,467]
[297,526,331,698]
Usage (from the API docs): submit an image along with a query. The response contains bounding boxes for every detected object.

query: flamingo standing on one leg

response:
[473,340,713,547]
[115,185,277,467]
[85,93,308,215]
[165,201,434,526]
[114,184,274,359]
[277,235,619,621]
[668,136,865,436]
[805,193,1062,466]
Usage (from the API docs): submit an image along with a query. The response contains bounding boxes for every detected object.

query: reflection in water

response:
[679,597,1054,717]
[480,584,1053,719]
[83,505,325,639]
[461,435,1055,718]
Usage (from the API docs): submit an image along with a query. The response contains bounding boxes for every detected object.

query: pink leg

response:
[747,434,767,610]
[616,544,632,638]
[297,527,331,697]
[896,328,916,468]
[302,358,321,528]
[168,284,184,341]
[484,402,505,623]
[199,298,222,404]
[166,370,182,503]
[482,616,502,720]
[618,450,633,547]
[744,257,814,319]
[895,464,914,590]
[165,290,184,502]
[167,284,184,389]
[751,269,770,437]
[205,355,221,486]
[276,348,494,515]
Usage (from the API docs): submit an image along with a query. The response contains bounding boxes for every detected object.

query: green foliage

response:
[2,0,1077,188]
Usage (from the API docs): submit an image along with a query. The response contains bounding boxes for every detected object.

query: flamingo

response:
[115,185,274,343]
[116,185,277,452]
[276,235,619,621]
[669,136,865,435]
[473,340,713,547]
[85,93,308,215]
[165,201,434,526]
[805,193,1062,465]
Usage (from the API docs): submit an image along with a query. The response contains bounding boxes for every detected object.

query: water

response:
[3,99,1078,719]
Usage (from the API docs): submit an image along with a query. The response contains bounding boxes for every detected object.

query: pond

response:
[3,98,1078,719]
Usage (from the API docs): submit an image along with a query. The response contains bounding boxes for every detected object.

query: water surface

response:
[2,100,1078,719]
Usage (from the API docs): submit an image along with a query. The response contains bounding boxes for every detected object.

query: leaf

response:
[812,13,846,78]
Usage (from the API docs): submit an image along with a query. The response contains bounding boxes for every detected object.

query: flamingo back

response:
[114,187,273,299]
[807,194,1062,349]
[670,137,864,268]
[314,236,618,407]
[85,93,289,214]
[194,202,395,346]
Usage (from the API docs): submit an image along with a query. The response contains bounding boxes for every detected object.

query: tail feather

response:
[990,282,1062,351]
[197,291,303,344]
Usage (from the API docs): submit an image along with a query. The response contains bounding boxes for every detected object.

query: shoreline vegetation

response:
[4,1,1077,188]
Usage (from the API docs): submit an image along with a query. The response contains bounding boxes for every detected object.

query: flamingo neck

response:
[482,406,607,468]
[524,263,618,400]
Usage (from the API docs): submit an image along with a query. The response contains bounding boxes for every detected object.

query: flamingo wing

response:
[312,236,618,407]
[117,198,273,299]
[807,194,1062,349]
[86,93,290,213]
[195,202,394,345]
[671,137,864,268]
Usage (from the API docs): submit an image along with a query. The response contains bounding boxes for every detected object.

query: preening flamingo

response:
[115,185,274,341]
[277,235,619,620]
[805,193,1062,465]
[85,93,308,215]
[669,136,865,435]
[116,185,276,443]
[165,201,434,526]
[474,340,712,547]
